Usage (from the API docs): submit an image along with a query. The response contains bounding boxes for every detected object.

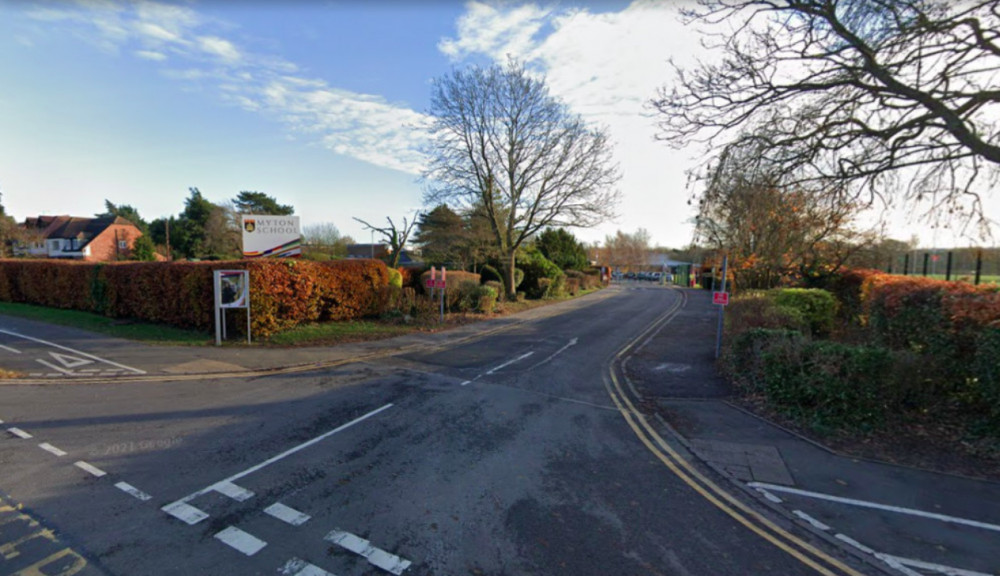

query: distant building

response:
[14,215,145,261]
[346,243,389,260]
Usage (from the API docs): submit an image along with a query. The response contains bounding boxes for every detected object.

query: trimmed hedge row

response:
[0,259,389,337]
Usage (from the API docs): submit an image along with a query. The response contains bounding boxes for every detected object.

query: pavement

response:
[1,285,998,575]
[624,288,1000,576]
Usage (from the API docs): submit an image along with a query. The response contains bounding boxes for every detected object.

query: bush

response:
[450,280,495,312]
[0,258,390,338]
[974,328,1000,432]
[770,288,837,336]
[418,269,480,296]
[726,293,807,339]
[762,340,894,430]
[477,284,498,313]
[387,268,403,288]
[724,328,805,394]
[480,265,502,284]
[517,247,565,299]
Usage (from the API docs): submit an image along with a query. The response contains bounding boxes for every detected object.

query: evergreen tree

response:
[537,228,588,270]
[233,191,294,215]
[413,204,468,267]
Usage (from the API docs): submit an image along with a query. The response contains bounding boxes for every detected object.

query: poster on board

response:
[242,215,302,258]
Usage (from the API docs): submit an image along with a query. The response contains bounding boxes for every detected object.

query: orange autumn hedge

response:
[0,259,389,337]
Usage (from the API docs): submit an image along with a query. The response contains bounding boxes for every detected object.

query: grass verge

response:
[0,302,210,345]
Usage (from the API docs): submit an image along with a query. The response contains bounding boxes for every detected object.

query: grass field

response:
[0,302,211,344]
[899,273,1000,284]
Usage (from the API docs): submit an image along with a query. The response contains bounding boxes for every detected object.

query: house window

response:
[119,241,128,250]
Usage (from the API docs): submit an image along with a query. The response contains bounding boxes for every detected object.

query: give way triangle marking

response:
[48,352,95,369]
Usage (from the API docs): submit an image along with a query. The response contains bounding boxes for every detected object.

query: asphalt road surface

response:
[0,286,874,576]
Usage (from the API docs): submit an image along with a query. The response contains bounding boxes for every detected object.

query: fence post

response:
[922,253,930,276]
[903,253,910,275]
[945,251,953,281]
[975,249,983,285]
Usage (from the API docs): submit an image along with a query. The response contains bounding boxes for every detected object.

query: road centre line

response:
[73,461,107,477]
[265,503,311,526]
[163,403,393,524]
[0,344,21,354]
[114,482,152,502]
[749,482,1000,533]
[7,427,33,439]
[38,443,67,457]
[0,328,146,374]
[215,526,267,556]
[529,337,578,369]
[280,558,336,576]
[325,530,412,575]
[485,351,534,374]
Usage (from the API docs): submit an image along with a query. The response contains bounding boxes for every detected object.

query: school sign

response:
[241,215,302,258]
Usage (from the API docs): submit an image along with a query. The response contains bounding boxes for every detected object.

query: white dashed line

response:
[161,501,210,525]
[754,488,782,504]
[325,530,412,575]
[74,461,107,477]
[38,443,67,457]
[214,526,267,556]
[0,344,21,354]
[460,380,472,386]
[264,503,311,526]
[881,553,994,576]
[8,427,33,439]
[792,510,830,531]
[748,482,1000,533]
[114,482,152,501]
[279,558,336,576]
[212,480,254,502]
[485,351,534,375]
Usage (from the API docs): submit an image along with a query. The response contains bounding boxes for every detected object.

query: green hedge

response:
[770,288,837,336]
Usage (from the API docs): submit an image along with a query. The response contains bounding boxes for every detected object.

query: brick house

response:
[14,215,145,261]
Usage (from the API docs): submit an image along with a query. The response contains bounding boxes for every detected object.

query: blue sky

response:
[0,0,985,249]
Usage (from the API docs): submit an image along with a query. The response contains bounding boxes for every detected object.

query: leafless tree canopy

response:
[652,0,1000,234]
[424,59,620,297]
[353,215,417,269]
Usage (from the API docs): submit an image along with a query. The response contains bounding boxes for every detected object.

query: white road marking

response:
[264,503,311,526]
[7,427,32,439]
[38,443,67,457]
[486,351,534,374]
[460,380,472,386]
[754,487,782,504]
[792,510,830,531]
[74,461,107,477]
[35,359,76,375]
[162,501,209,525]
[214,526,267,556]
[0,329,146,374]
[749,482,1000,533]
[881,553,994,576]
[530,338,578,368]
[0,344,21,354]
[279,558,337,576]
[115,482,152,501]
[163,404,393,525]
[47,352,94,369]
[325,530,412,575]
[212,480,254,502]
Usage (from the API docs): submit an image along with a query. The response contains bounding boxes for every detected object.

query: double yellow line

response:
[604,288,866,576]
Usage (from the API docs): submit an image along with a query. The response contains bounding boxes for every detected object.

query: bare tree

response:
[424,59,621,298]
[652,0,1000,235]
[353,215,417,268]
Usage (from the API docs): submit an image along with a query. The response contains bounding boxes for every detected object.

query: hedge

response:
[0,258,389,338]
[770,288,837,336]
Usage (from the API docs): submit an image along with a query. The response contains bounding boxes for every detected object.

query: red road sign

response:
[713,291,729,306]
[425,279,434,288]
[435,280,446,289]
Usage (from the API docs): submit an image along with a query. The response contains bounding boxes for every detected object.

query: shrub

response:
[450,280,488,312]
[480,265,502,284]
[477,284,498,313]
[770,288,837,336]
[973,328,1000,431]
[726,293,807,339]
[762,340,894,431]
[518,247,564,299]
[724,328,805,394]
[387,268,403,288]
[0,258,390,338]
[419,270,480,298]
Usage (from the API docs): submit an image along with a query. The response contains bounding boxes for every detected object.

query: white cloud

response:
[135,49,166,61]
[439,1,550,61]
[197,35,240,63]
[20,0,431,176]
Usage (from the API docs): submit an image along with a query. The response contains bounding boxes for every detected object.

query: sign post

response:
[214,270,251,346]
[714,255,728,359]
